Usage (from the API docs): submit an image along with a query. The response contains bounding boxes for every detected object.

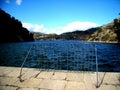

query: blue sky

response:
[0,0,120,34]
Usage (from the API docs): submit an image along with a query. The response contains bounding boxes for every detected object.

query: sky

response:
[0,0,120,34]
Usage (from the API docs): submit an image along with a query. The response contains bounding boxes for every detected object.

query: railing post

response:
[95,44,99,88]
[18,44,34,82]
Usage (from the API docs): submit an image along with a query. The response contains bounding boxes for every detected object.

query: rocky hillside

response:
[88,18,120,43]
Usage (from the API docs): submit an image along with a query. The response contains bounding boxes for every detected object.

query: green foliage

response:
[113,18,120,42]
[97,29,102,33]
[34,33,58,40]
[102,34,110,41]
[88,18,120,43]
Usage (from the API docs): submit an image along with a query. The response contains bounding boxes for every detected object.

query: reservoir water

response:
[0,40,120,72]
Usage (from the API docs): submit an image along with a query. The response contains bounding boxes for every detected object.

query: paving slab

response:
[83,73,96,90]
[24,78,42,88]
[0,77,18,86]
[102,73,120,85]
[93,85,117,90]
[17,87,38,90]
[37,71,54,79]
[0,86,18,90]
[64,81,85,90]
[84,73,93,83]
[51,72,67,80]
[66,72,84,82]
[117,86,120,90]
[0,66,16,77]
[38,79,67,90]
[6,69,20,77]
[14,78,42,88]
[21,70,40,81]
[0,66,120,90]
[14,78,30,88]
[38,88,52,90]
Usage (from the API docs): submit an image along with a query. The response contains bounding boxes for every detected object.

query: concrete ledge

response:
[0,66,120,90]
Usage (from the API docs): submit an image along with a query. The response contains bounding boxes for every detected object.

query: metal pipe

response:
[18,44,34,82]
[95,44,99,88]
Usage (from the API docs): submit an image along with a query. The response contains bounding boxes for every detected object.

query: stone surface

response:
[94,85,117,90]
[65,81,85,90]
[37,71,53,79]
[0,66,15,77]
[17,87,38,90]
[21,70,40,80]
[0,77,18,86]
[66,72,84,82]
[0,66,120,90]
[0,86,18,90]
[22,78,42,88]
[38,79,67,90]
[117,86,120,90]
[14,78,42,88]
[102,73,120,85]
[51,72,67,80]
[6,69,20,77]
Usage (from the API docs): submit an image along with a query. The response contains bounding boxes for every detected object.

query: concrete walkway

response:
[0,66,120,90]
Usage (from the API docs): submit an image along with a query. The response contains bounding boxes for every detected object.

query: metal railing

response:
[18,42,98,87]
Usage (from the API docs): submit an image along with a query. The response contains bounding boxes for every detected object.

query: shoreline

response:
[35,39,119,44]
[86,40,119,44]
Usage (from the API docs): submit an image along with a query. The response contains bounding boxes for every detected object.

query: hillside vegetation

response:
[88,23,117,42]
[88,18,120,43]
[0,9,34,43]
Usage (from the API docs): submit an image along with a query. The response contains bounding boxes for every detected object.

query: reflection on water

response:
[0,40,120,72]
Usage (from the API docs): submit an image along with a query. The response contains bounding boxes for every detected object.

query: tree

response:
[0,9,34,43]
[113,18,120,42]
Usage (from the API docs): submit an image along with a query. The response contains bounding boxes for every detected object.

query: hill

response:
[56,27,99,40]
[88,18,120,43]
[33,27,100,40]
[0,9,34,43]
[33,18,120,43]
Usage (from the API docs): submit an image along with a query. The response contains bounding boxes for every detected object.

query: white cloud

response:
[22,23,47,33]
[63,22,98,31]
[5,0,22,5]
[16,0,22,5]
[22,21,99,34]
[48,21,99,34]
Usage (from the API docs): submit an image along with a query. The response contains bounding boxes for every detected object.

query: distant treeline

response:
[34,27,100,41]
[0,9,34,43]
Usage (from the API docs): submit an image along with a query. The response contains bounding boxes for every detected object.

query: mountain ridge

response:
[34,18,120,43]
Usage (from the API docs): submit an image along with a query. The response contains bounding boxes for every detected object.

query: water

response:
[0,40,120,72]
